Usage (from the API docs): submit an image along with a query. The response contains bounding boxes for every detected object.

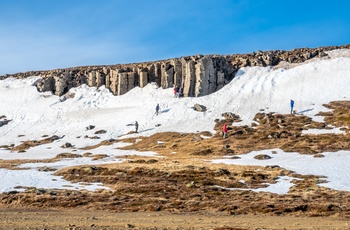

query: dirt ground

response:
[0,207,349,230]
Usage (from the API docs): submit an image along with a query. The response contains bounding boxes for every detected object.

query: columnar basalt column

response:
[139,71,148,88]
[127,72,135,91]
[183,59,196,97]
[194,57,216,97]
[96,71,105,88]
[170,58,182,88]
[109,70,119,95]
[88,71,96,87]
[118,72,129,95]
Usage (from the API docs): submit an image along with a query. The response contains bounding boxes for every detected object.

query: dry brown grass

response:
[11,135,62,152]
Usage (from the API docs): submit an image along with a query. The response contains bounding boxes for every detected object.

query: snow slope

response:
[1,49,350,193]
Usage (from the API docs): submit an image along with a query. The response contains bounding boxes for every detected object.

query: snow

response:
[301,127,345,135]
[0,168,109,193]
[217,176,296,195]
[213,149,350,192]
[1,49,350,194]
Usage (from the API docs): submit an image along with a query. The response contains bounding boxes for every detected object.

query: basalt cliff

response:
[1,44,349,97]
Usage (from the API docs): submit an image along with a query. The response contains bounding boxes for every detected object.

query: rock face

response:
[1,44,349,97]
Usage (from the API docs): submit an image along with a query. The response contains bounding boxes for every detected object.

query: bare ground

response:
[1,207,350,230]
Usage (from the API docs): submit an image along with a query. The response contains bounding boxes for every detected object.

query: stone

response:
[193,104,207,112]
[94,130,107,134]
[254,154,272,160]
[86,125,95,130]
[61,142,73,148]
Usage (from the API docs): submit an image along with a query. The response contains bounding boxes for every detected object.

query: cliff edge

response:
[1,44,349,97]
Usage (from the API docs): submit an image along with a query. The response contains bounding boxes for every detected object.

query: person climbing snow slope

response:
[222,123,227,138]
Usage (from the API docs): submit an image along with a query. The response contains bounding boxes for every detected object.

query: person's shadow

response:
[141,128,154,132]
[296,108,314,114]
[160,108,170,114]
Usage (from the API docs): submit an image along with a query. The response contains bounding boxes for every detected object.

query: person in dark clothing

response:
[156,104,160,115]
[290,100,294,114]
[175,86,180,98]
[179,87,183,98]
[135,121,139,133]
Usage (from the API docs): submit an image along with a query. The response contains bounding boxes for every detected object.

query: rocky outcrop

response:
[1,44,349,97]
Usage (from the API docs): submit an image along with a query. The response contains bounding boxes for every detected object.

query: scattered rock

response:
[55,153,82,158]
[265,165,280,169]
[86,125,95,130]
[83,152,93,157]
[222,112,240,120]
[254,154,272,160]
[125,223,135,228]
[193,104,207,112]
[38,166,56,172]
[94,130,107,134]
[61,142,73,148]
[59,92,75,102]
[228,155,240,159]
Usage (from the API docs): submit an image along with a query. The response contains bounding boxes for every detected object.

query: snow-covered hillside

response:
[1,49,350,193]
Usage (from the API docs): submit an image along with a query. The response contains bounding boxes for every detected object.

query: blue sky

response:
[1,0,349,75]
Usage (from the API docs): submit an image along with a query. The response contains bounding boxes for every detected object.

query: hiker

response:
[173,86,177,98]
[155,103,160,116]
[175,85,180,98]
[222,124,227,138]
[135,121,139,133]
[179,87,183,98]
[290,100,294,114]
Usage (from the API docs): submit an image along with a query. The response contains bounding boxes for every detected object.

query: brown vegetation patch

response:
[79,139,118,150]
[118,106,350,157]
[11,135,62,152]
[82,152,94,157]
[254,154,272,160]
[320,101,350,129]
[1,161,349,217]
[55,153,83,159]
[91,154,109,160]
[0,144,12,150]
[128,159,158,164]
[0,158,61,170]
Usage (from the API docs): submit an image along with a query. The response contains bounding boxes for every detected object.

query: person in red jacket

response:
[222,124,227,138]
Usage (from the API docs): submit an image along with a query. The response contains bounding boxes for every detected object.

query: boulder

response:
[193,104,207,112]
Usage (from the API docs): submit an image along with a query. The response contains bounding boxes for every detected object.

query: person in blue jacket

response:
[290,100,294,114]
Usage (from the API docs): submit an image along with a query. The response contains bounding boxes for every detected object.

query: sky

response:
[0,49,350,193]
[0,0,350,75]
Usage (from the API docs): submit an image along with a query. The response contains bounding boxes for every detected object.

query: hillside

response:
[1,47,350,229]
